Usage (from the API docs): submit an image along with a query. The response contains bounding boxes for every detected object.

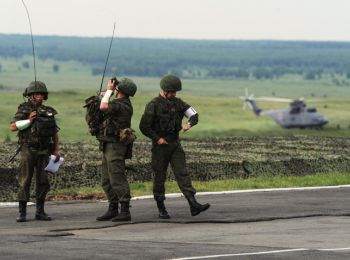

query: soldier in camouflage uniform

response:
[139,75,210,219]
[9,81,60,222]
[96,77,137,222]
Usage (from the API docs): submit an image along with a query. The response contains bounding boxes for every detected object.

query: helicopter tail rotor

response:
[239,89,261,115]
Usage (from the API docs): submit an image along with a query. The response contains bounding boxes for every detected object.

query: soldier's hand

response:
[53,149,60,163]
[182,123,191,132]
[157,138,168,145]
[99,91,105,97]
[28,111,37,122]
[107,78,117,90]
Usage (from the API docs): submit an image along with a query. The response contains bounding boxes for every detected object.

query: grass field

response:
[1,57,350,142]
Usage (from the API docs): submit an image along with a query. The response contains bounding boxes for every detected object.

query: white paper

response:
[44,155,65,173]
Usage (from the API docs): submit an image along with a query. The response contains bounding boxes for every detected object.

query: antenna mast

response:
[21,0,37,82]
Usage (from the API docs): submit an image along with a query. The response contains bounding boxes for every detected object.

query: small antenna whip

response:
[99,22,116,94]
[21,0,37,82]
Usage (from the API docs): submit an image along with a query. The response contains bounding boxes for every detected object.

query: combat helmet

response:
[23,81,48,100]
[160,75,182,92]
[118,78,137,97]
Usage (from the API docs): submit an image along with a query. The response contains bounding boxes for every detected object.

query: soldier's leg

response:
[170,143,210,216]
[16,146,35,222]
[17,146,35,202]
[101,147,119,202]
[35,154,50,200]
[35,154,51,221]
[169,143,196,197]
[105,143,130,202]
[97,144,119,221]
[105,143,131,222]
[151,145,171,218]
[151,145,170,197]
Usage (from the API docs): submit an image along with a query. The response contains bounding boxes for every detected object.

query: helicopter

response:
[239,90,328,129]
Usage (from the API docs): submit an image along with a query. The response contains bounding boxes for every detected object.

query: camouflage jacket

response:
[12,101,58,148]
[139,95,198,142]
[97,97,133,143]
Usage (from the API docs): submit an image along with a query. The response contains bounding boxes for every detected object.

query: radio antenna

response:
[99,22,116,94]
[21,0,37,82]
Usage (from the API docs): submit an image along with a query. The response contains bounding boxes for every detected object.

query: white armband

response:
[15,119,31,130]
[184,107,197,118]
[101,90,113,104]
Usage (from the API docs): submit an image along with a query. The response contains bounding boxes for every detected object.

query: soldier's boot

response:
[35,200,52,221]
[16,201,27,222]
[111,201,131,222]
[155,199,170,219]
[96,202,119,221]
[186,195,210,216]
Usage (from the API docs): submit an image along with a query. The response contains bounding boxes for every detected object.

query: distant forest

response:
[2,34,350,80]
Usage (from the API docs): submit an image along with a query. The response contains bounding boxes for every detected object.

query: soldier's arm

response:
[53,132,60,157]
[9,107,36,132]
[100,79,116,111]
[139,102,160,142]
[182,101,199,131]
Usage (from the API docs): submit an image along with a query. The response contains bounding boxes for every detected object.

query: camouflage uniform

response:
[140,75,209,218]
[13,102,58,202]
[11,81,59,222]
[95,78,137,222]
[139,95,198,198]
[97,97,133,203]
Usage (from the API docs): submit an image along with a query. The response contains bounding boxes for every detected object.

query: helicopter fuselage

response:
[247,99,328,129]
[263,109,328,128]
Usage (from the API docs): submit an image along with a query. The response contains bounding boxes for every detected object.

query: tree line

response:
[1,34,350,80]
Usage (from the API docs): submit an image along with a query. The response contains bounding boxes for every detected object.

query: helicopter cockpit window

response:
[290,107,301,114]
[307,108,317,113]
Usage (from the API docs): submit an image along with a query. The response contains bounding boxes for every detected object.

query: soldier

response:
[96,77,137,222]
[9,81,60,222]
[139,75,210,219]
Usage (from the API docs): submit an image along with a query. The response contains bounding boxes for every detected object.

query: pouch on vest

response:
[34,115,56,138]
[120,128,136,145]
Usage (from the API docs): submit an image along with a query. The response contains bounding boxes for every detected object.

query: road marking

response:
[170,247,350,260]
[169,248,308,259]
[0,202,34,208]
[318,247,350,251]
[132,184,350,200]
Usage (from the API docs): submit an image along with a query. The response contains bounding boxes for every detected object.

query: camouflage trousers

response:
[101,142,131,203]
[17,145,50,202]
[151,141,196,199]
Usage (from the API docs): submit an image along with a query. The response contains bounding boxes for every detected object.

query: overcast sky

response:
[1,0,350,41]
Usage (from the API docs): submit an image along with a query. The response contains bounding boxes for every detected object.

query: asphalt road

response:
[1,186,350,260]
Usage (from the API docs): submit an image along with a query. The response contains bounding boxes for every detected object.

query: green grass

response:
[1,57,350,142]
[47,172,350,200]
[2,90,350,142]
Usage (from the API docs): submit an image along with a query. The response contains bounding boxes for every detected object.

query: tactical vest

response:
[17,102,57,148]
[97,98,133,142]
[152,97,183,136]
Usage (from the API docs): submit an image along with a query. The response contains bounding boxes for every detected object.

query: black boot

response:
[186,195,210,216]
[155,197,170,219]
[35,200,52,221]
[111,201,131,222]
[16,201,27,222]
[96,202,119,221]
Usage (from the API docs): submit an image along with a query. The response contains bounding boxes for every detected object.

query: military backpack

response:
[83,95,104,136]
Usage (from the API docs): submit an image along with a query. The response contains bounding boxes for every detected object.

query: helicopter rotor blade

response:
[254,97,293,103]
